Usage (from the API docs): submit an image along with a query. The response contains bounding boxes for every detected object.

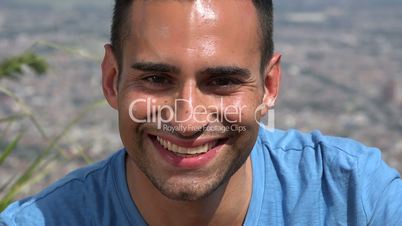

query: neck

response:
[126,156,253,226]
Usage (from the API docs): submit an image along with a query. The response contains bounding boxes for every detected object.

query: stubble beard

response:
[132,136,251,201]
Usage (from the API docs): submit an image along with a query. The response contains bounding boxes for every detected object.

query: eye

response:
[143,74,172,85]
[139,73,174,91]
[208,77,242,87]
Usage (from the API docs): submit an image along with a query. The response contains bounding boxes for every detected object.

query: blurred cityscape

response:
[0,0,401,197]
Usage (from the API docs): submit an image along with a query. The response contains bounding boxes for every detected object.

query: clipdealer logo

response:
[128,98,275,132]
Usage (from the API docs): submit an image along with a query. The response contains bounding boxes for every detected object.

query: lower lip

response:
[149,135,225,169]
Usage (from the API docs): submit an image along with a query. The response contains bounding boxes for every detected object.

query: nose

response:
[170,80,210,137]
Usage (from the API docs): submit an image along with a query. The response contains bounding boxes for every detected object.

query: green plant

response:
[0,52,48,80]
[0,97,105,210]
[0,47,104,211]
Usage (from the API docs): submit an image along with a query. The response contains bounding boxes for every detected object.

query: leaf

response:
[0,99,106,210]
[0,132,24,166]
[0,52,48,80]
[0,113,26,124]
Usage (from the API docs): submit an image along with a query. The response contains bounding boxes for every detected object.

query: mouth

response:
[147,134,228,168]
[157,136,220,156]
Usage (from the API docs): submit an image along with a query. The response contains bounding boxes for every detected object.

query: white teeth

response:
[156,136,217,155]
[167,141,173,151]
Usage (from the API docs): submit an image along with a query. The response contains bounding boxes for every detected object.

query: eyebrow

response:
[131,62,180,74]
[198,66,251,78]
[131,62,250,78]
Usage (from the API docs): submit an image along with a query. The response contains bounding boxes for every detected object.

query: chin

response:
[148,171,225,201]
[160,187,214,201]
[147,152,249,202]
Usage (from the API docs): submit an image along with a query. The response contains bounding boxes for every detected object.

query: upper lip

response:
[147,132,226,148]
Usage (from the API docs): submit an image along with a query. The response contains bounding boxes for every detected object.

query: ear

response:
[260,52,281,116]
[101,44,119,110]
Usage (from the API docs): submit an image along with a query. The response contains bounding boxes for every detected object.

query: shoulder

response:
[257,127,386,163]
[259,127,365,152]
[255,126,400,181]
[0,149,125,226]
[253,127,402,224]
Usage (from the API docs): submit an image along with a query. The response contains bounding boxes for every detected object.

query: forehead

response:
[124,0,261,68]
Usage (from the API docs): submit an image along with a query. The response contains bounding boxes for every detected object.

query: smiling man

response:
[1,0,402,226]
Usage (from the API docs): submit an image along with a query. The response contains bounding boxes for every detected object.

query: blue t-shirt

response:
[1,128,402,225]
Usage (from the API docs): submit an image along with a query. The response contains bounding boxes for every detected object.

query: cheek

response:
[219,96,260,125]
[119,92,174,124]
[119,92,153,122]
[117,93,152,148]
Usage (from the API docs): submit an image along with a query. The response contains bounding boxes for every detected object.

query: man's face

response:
[103,0,279,201]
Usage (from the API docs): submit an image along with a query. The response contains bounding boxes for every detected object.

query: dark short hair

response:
[111,0,273,73]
